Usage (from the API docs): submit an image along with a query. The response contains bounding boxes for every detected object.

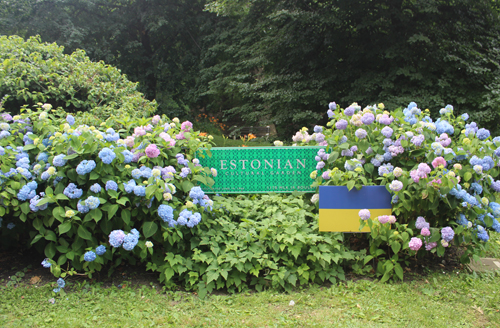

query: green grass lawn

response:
[1,270,500,327]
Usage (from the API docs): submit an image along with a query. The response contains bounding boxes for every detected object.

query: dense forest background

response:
[1,0,500,137]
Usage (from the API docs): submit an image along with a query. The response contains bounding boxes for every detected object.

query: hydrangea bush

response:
[300,101,500,281]
[0,104,216,281]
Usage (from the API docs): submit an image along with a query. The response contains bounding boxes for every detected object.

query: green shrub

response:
[0,35,157,123]
[153,193,361,297]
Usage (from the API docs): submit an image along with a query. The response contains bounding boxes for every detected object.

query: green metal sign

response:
[197,147,323,194]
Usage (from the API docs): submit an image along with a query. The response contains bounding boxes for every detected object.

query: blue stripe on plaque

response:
[318,186,392,210]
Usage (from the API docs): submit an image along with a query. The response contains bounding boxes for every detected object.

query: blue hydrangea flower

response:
[123,180,136,193]
[53,154,67,167]
[187,212,202,228]
[477,128,490,140]
[122,232,139,251]
[64,183,83,199]
[461,113,469,121]
[105,180,118,191]
[189,186,205,202]
[104,128,120,142]
[98,148,116,165]
[77,200,89,214]
[7,222,15,229]
[435,120,454,135]
[95,245,106,256]
[158,204,174,222]
[85,196,100,210]
[57,278,65,288]
[90,183,102,193]
[133,186,146,197]
[84,251,96,262]
[17,185,36,201]
[66,115,75,126]
[41,259,51,268]
[121,150,134,163]
[30,194,48,212]
[37,152,49,162]
[476,226,489,241]
[76,160,96,175]
[131,169,142,179]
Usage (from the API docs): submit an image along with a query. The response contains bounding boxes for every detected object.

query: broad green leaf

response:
[142,221,158,239]
[77,225,92,240]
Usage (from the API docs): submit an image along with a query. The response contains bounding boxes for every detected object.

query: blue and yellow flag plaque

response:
[319,186,392,232]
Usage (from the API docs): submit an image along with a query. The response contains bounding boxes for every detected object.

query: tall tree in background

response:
[2,0,500,137]
[0,0,212,118]
[198,0,500,136]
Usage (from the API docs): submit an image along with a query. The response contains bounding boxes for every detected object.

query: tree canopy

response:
[1,0,500,136]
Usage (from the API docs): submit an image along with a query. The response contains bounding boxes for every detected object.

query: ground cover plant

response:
[300,101,500,282]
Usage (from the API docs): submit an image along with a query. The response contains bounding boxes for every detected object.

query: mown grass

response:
[1,269,500,327]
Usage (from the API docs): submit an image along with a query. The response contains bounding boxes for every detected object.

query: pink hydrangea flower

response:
[181,121,193,131]
[432,156,447,168]
[425,241,437,250]
[133,127,146,137]
[176,132,185,140]
[387,215,397,224]
[421,228,431,236]
[145,144,160,158]
[124,136,135,148]
[152,115,161,125]
[409,237,423,251]
[378,215,390,224]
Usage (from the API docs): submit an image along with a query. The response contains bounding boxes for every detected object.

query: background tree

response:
[199,0,500,136]
[0,0,212,118]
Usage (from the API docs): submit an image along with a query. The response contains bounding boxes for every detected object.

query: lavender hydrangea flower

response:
[381,126,393,138]
[355,128,367,139]
[358,209,370,220]
[109,230,126,247]
[66,115,75,126]
[335,119,348,130]
[389,180,403,192]
[441,227,455,242]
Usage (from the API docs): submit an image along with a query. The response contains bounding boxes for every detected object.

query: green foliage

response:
[152,193,360,296]
[0,0,211,119]
[199,0,500,137]
[0,35,157,123]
